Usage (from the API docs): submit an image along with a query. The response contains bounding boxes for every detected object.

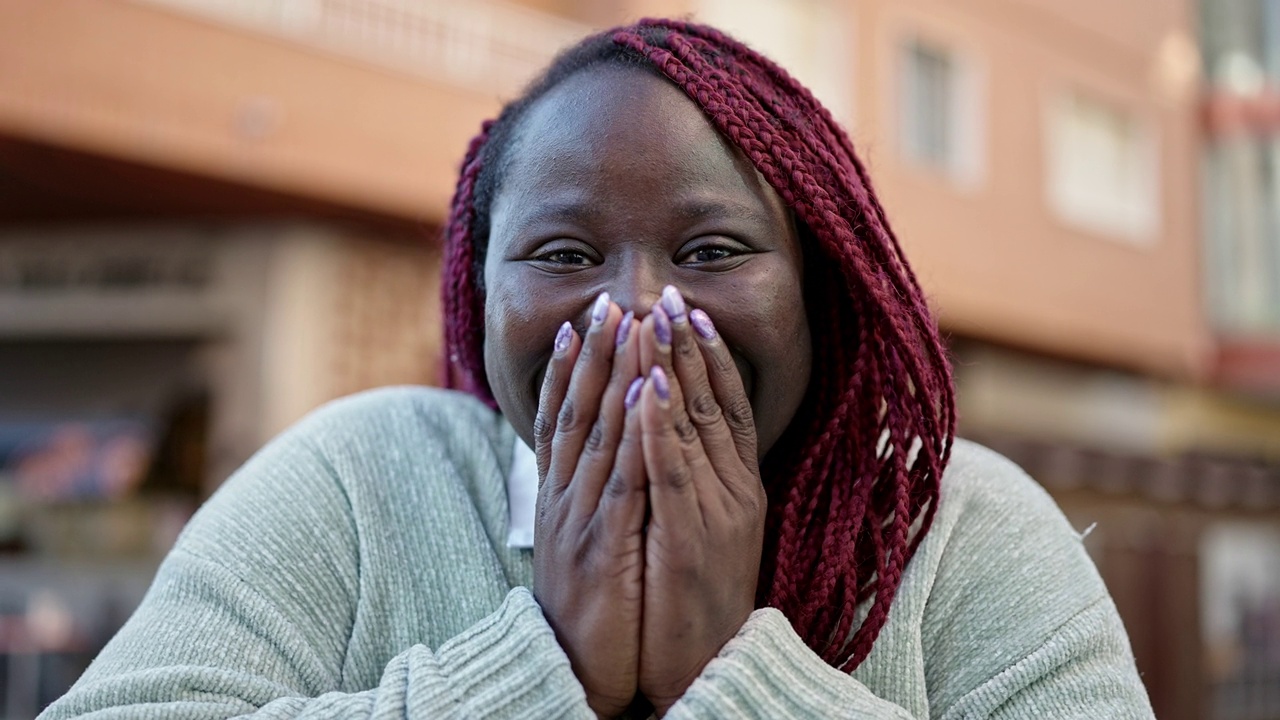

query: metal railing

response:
[132,0,591,98]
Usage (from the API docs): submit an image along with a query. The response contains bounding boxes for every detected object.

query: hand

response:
[633,292,767,715]
[532,295,647,718]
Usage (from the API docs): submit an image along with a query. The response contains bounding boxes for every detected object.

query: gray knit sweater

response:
[41,387,1154,719]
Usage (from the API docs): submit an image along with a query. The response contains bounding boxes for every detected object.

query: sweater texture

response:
[41,387,1155,719]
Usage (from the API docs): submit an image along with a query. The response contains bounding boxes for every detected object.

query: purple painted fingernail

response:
[590,291,611,327]
[651,366,670,401]
[690,308,716,340]
[615,311,634,347]
[625,376,644,409]
[661,285,687,323]
[553,321,572,355]
[653,305,672,346]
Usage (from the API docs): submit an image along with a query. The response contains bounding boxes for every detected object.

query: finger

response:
[642,303,701,458]
[546,292,622,494]
[535,320,579,489]
[638,310,658,375]
[640,365,706,530]
[661,288,745,476]
[594,374,648,537]
[689,308,758,471]
[569,310,641,518]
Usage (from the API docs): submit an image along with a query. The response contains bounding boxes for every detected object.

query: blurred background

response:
[0,0,1277,717]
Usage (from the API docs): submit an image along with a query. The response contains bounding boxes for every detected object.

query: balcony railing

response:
[132,0,591,98]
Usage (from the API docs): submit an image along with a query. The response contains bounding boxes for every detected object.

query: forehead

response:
[497,65,767,209]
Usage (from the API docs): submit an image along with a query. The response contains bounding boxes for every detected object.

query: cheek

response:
[760,283,812,396]
[701,265,810,452]
[482,277,554,410]
[482,268,588,436]
[702,267,810,394]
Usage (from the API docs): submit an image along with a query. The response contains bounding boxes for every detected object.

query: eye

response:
[677,238,751,267]
[537,249,593,266]
[527,241,599,271]
[690,247,732,263]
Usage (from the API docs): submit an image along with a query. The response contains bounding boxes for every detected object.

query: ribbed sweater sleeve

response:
[666,608,914,719]
[38,388,1154,719]
[39,390,592,719]
[667,442,1155,719]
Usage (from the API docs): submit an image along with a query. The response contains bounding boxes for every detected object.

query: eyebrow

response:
[671,198,773,226]
[515,202,599,226]
[514,197,773,228]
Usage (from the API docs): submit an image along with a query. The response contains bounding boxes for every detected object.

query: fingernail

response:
[661,285,687,323]
[690,308,716,340]
[553,321,572,356]
[625,376,644,409]
[653,305,672,347]
[651,366,670,401]
[615,311,634,347]
[590,291,611,327]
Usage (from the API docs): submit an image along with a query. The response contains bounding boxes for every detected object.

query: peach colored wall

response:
[853,0,1208,378]
[0,0,499,221]
[2,0,1209,379]
[584,0,1209,377]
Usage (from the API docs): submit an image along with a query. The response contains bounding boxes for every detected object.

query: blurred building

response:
[1,0,1279,717]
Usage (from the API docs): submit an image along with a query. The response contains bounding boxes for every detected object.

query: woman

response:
[42,19,1154,719]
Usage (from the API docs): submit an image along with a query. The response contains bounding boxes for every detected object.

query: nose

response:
[608,252,667,317]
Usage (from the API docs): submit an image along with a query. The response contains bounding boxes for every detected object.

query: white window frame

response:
[1043,87,1161,246]
[896,32,987,189]
[693,0,856,129]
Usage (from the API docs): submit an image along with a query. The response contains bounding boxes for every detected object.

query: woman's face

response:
[483,66,812,459]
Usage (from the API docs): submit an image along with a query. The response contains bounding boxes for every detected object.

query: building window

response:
[1045,90,1159,244]
[695,0,855,127]
[899,36,985,186]
[1204,137,1280,333]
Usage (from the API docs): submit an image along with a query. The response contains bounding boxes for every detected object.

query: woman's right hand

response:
[532,294,647,718]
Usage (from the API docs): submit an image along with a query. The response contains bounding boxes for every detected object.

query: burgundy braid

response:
[442,120,496,407]
[440,19,956,673]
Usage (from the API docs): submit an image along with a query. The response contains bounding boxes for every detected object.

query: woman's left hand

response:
[633,293,768,716]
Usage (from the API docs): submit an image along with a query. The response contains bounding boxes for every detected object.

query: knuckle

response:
[674,415,699,445]
[688,390,723,426]
[583,420,606,454]
[663,463,695,490]
[675,337,699,359]
[710,348,736,376]
[556,399,579,432]
[533,410,555,443]
[604,468,636,499]
[723,397,756,432]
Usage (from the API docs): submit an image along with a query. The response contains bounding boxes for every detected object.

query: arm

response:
[668,596,1144,719]
[665,609,914,719]
[664,445,1155,720]
[40,397,593,720]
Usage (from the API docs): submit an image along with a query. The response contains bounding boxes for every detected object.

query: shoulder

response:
[277,385,515,515]
[909,439,1114,683]
[289,385,506,455]
[193,386,511,538]
[933,438,1075,540]
[924,438,1101,601]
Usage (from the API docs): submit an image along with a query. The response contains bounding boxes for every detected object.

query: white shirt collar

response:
[506,437,538,549]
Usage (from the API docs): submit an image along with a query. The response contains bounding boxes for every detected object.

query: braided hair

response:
[442,18,956,672]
